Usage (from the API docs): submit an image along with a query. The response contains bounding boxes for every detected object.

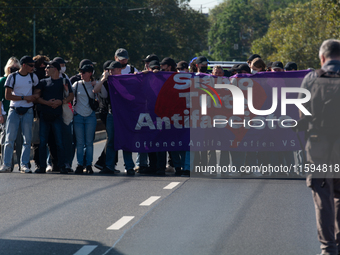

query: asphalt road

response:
[0,140,320,255]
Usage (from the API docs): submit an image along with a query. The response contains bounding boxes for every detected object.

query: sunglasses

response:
[46,66,55,69]
[26,64,34,67]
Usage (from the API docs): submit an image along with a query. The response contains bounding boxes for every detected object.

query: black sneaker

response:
[139,167,157,174]
[86,165,94,175]
[35,168,46,174]
[75,165,84,175]
[60,167,69,174]
[99,166,115,175]
[181,170,190,177]
[52,166,60,172]
[94,162,104,170]
[156,169,166,176]
[127,169,135,176]
[174,167,182,176]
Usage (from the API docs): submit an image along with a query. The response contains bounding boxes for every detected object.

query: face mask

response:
[251,69,258,74]
[121,63,128,68]
[10,67,19,73]
[61,66,66,73]
[199,66,207,73]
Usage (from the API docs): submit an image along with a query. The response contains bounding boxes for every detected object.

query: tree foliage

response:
[0,0,208,76]
[251,0,340,69]
[206,0,309,61]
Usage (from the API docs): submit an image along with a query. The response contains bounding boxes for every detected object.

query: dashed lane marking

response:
[139,196,161,206]
[163,182,180,190]
[107,216,135,230]
[73,245,98,255]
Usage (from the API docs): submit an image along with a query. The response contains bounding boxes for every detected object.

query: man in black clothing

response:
[34,61,74,174]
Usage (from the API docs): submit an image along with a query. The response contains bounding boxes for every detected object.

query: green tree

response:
[0,0,208,76]
[251,0,340,69]
[206,0,309,61]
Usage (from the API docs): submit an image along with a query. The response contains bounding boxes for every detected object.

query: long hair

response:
[4,57,20,77]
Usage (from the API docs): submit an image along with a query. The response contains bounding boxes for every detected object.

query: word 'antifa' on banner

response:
[108,71,311,153]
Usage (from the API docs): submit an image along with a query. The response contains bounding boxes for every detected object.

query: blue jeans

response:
[170,151,185,169]
[136,153,148,167]
[123,151,135,170]
[73,111,97,166]
[39,114,65,169]
[0,115,23,168]
[3,108,33,168]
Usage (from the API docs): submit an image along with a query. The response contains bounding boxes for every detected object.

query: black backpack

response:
[129,65,135,74]
[307,69,340,138]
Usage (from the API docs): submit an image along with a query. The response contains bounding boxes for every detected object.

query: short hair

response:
[213,65,223,71]
[4,57,20,77]
[319,39,340,59]
[33,55,50,68]
[251,58,266,71]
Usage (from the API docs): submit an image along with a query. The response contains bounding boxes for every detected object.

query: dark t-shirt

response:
[36,77,73,115]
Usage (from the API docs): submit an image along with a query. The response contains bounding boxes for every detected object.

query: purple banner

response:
[108,71,310,153]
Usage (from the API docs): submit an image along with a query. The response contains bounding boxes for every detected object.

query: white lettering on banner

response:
[134,139,298,149]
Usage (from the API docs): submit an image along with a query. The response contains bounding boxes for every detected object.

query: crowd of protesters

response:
[0,48,300,177]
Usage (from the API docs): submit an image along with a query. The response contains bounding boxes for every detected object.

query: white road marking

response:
[73,245,98,255]
[139,196,161,206]
[107,216,135,230]
[163,182,180,190]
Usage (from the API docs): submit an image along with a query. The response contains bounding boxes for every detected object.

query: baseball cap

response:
[53,57,67,64]
[44,60,61,71]
[79,59,93,69]
[160,57,176,67]
[236,64,251,73]
[176,61,189,70]
[149,60,160,69]
[143,54,159,62]
[107,61,122,69]
[247,54,261,62]
[79,64,94,73]
[115,48,129,60]
[284,62,298,71]
[103,60,113,70]
[230,64,240,73]
[272,61,284,69]
[20,56,35,65]
[196,56,209,65]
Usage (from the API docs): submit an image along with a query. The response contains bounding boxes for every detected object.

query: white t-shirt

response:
[4,72,39,107]
[72,80,95,117]
[121,64,139,75]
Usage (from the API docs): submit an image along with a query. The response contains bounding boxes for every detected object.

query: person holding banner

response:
[93,61,136,176]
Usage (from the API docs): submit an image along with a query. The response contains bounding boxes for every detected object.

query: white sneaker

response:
[46,165,53,172]
[0,165,12,173]
[21,165,32,173]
